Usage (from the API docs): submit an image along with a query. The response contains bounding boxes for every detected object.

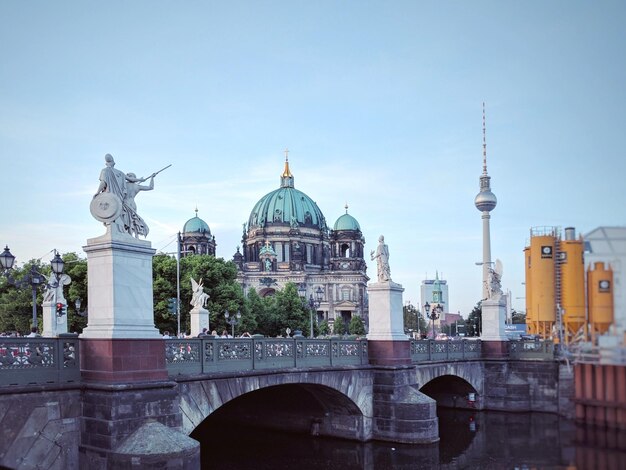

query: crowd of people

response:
[0,327,41,338]
[162,328,253,339]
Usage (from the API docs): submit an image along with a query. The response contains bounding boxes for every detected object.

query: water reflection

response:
[198,409,626,469]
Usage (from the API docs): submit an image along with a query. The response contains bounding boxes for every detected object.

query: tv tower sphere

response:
[474,187,497,212]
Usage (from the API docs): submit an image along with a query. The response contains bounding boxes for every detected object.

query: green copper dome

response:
[333,212,361,231]
[183,212,211,234]
[247,159,327,231]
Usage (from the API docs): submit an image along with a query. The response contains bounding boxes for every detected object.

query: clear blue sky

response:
[1,1,624,316]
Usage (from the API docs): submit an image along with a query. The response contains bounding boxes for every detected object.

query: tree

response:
[267,282,309,336]
[318,319,330,336]
[348,315,366,336]
[63,252,88,333]
[333,317,347,335]
[512,309,526,324]
[466,302,482,337]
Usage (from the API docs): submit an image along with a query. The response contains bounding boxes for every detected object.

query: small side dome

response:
[183,209,211,234]
[333,205,361,231]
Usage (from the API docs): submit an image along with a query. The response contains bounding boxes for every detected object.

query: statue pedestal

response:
[81,229,159,339]
[80,228,166,383]
[42,300,68,337]
[481,297,509,357]
[190,306,209,337]
[367,281,410,365]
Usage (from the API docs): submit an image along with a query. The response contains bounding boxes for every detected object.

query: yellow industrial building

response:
[524,226,614,344]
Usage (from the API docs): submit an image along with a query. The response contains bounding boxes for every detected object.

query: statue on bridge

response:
[487,259,503,299]
[190,278,210,309]
[90,154,170,238]
[370,235,391,282]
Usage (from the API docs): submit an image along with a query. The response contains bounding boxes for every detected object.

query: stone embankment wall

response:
[0,387,81,470]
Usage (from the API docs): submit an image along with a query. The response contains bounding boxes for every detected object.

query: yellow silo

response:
[587,261,614,339]
[524,246,534,333]
[527,228,557,338]
[560,227,586,343]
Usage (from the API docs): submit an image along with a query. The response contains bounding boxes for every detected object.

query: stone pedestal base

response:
[81,229,160,339]
[372,367,439,444]
[80,339,168,383]
[482,340,509,358]
[367,281,406,341]
[42,300,68,337]
[80,381,199,469]
[190,306,209,337]
[368,340,411,366]
[481,297,509,342]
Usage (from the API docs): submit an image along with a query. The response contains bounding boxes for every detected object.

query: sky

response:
[1,1,625,317]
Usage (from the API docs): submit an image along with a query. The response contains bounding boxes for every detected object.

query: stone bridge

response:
[0,336,569,469]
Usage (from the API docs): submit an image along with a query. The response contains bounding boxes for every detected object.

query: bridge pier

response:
[78,231,200,468]
[371,366,439,444]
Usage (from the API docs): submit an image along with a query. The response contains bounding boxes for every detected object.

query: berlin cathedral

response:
[179,157,369,328]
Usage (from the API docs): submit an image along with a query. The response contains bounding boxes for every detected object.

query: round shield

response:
[90,192,123,224]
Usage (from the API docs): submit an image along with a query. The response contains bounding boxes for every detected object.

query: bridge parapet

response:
[165,337,368,376]
[508,340,555,360]
[0,335,80,388]
[410,339,482,362]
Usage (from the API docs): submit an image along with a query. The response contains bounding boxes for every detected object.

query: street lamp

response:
[74,298,88,317]
[424,301,442,339]
[224,310,241,337]
[298,284,323,338]
[1,245,64,331]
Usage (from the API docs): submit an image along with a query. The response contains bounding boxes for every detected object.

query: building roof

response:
[247,159,327,231]
[333,206,361,231]
[183,210,211,234]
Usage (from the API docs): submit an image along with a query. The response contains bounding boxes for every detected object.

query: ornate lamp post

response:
[424,301,442,339]
[1,245,64,331]
[298,284,323,338]
[224,310,241,337]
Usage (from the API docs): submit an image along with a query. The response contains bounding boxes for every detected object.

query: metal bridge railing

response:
[165,337,369,376]
[508,339,555,360]
[0,335,81,388]
[410,339,482,362]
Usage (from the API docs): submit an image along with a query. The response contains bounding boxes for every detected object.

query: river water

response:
[200,409,626,469]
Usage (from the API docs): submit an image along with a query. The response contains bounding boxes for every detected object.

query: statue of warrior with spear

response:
[91,154,172,238]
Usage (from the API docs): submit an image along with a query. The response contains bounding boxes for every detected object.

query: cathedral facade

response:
[180,157,369,329]
[234,158,369,328]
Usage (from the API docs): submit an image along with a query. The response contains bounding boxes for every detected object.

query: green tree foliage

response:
[0,253,89,335]
[403,303,426,336]
[152,254,178,333]
[333,317,347,335]
[511,309,526,324]
[152,254,248,336]
[318,319,330,336]
[63,252,88,333]
[266,282,309,337]
[466,302,482,337]
[348,315,366,336]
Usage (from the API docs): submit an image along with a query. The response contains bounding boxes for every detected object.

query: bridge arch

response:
[413,361,484,408]
[176,368,374,441]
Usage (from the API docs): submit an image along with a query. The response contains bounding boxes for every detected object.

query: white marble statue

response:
[487,259,503,299]
[190,278,210,309]
[370,235,391,282]
[43,272,72,305]
[90,154,169,238]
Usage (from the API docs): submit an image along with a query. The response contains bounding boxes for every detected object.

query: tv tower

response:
[474,103,497,299]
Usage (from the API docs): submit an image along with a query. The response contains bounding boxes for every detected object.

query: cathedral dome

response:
[247,159,327,231]
[183,211,211,234]
[333,207,361,231]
